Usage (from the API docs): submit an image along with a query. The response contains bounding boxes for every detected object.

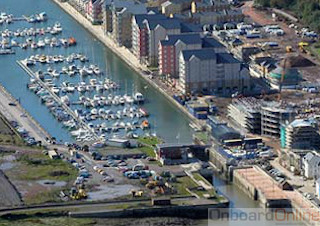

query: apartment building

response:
[103,0,147,48]
[69,0,89,14]
[184,9,244,25]
[86,0,104,24]
[261,102,295,138]
[159,33,202,77]
[132,13,181,66]
[191,0,230,13]
[178,49,250,95]
[227,97,262,134]
[282,118,320,149]
[302,152,320,179]
[161,0,194,16]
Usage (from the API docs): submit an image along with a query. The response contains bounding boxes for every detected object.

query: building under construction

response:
[228,97,262,134]
[281,118,320,149]
[228,98,296,137]
[267,57,303,90]
[261,102,296,138]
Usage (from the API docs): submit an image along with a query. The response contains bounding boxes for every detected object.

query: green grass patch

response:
[137,146,156,158]
[136,136,162,158]
[105,202,151,210]
[192,172,212,187]
[194,132,210,144]
[16,153,77,181]
[307,42,320,59]
[138,136,161,146]
[192,188,216,199]
[0,217,96,226]
[171,176,198,196]
[0,150,16,157]
[0,134,24,146]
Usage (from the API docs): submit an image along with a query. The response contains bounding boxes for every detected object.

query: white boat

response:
[47,67,53,73]
[51,70,60,77]
[134,92,144,103]
[51,86,60,94]
[93,67,101,75]
[90,79,97,86]
[31,42,38,49]
[79,68,87,76]
[86,68,93,75]
[39,12,48,21]
[77,85,86,93]
[52,56,60,63]
[68,70,76,76]
[93,95,100,101]
[126,96,134,104]
[119,97,125,105]
[91,108,98,115]
[25,59,35,66]
[96,84,104,92]
[61,95,70,105]
[66,86,75,92]
[44,37,51,45]
[71,128,88,137]
[61,66,68,74]
[53,22,62,32]
[37,39,45,48]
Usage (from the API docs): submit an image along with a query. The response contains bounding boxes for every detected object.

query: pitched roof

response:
[182,49,239,64]
[134,14,166,28]
[160,33,201,46]
[217,53,240,64]
[110,0,146,15]
[202,37,224,48]
[182,49,217,61]
[147,18,181,30]
[180,22,203,33]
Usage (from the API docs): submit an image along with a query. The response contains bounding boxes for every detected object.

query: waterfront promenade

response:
[51,0,203,128]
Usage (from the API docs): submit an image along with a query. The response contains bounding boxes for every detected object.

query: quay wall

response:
[51,0,203,128]
[69,202,229,219]
[233,169,258,201]
[233,167,292,209]
[0,83,50,143]
[208,148,229,179]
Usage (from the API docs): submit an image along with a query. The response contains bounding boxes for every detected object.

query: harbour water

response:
[0,0,193,143]
[0,1,305,225]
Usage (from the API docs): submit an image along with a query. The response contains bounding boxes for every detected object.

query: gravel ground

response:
[0,170,22,208]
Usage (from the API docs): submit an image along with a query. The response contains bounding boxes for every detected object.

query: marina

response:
[1,22,77,52]
[0,11,48,25]
[18,52,151,143]
[0,0,193,143]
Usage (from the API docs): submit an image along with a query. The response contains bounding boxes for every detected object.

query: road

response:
[0,85,49,144]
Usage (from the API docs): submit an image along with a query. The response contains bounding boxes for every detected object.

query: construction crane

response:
[277,57,288,101]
